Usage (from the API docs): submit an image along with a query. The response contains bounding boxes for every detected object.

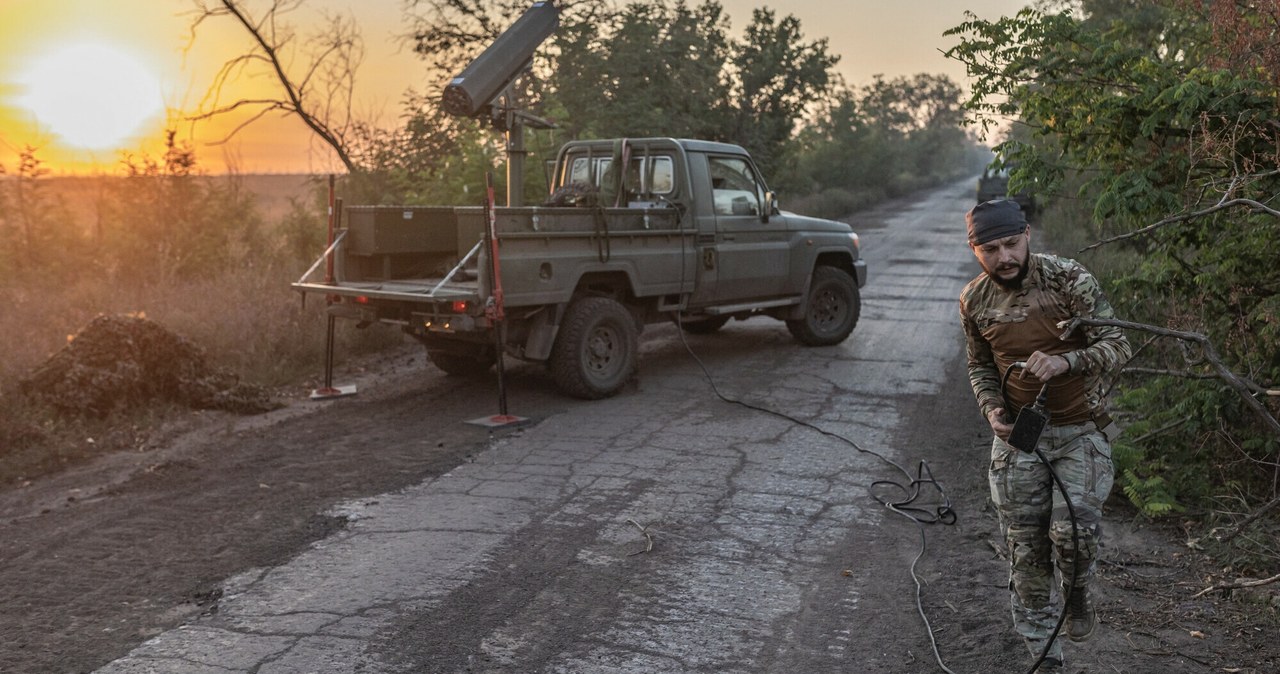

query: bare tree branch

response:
[1060,316,1280,441]
[203,105,287,146]
[1192,571,1280,598]
[1123,367,1279,397]
[1131,416,1192,444]
[1217,495,1280,543]
[1080,196,1280,253]
[186,0,364,173]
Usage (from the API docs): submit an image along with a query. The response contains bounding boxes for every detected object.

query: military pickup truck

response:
[294,137,867,399]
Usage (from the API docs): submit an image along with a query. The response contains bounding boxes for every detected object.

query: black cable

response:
[1001,362,1082,674]
[1030,446,1080,674]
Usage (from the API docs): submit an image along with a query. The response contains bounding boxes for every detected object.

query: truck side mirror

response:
[763,191,779,222]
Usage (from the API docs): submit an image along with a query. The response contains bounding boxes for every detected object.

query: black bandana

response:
[967,199,1028,246]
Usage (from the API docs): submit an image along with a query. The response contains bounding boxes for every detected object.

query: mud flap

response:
[522,305,564,361]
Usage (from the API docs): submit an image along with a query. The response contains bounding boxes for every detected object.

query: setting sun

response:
[15,42,165,151]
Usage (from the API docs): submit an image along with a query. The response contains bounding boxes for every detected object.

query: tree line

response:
[190,0,985,213]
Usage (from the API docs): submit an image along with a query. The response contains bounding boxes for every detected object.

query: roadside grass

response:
[0,267,406,483]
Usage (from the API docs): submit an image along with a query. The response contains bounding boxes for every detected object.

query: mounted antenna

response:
[441,1,559,206]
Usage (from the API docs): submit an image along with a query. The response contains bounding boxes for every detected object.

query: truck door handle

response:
[722,234,736,241]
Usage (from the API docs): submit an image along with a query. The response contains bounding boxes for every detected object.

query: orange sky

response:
[0,0,1029,175]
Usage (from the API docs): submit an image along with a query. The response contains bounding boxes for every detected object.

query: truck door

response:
[705,154,790,301]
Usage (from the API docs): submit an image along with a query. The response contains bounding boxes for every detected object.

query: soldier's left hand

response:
[1023,350,1069,382]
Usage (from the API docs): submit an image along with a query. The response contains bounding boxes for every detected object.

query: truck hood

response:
[778,211,853,233]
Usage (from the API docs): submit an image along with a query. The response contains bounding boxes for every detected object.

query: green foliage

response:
[401,0,856,194]
[726,7,837,175]
[547,1,734,143]
[348,95,502,205]
[100,131,262,283]
[1120,470,1183,517]
[947,3,1280,518]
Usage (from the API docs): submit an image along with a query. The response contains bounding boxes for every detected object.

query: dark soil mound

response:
[20,314,281,417]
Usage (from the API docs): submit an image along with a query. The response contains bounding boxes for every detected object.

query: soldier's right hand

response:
[987,407,1013,441]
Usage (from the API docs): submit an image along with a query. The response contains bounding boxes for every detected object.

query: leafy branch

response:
[1059,316,1280,441]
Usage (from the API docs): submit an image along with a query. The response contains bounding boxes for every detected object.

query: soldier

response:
[958,199,1131,672]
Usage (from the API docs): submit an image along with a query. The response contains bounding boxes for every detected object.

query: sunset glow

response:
[15,42,165,151]
[0,0,1030,175]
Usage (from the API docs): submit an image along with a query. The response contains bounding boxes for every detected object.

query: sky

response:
[0,0,1031,175]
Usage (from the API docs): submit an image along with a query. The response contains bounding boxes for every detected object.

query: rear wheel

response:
[426,345,495,377]
[786,266,860,346]
[550,296,637,399]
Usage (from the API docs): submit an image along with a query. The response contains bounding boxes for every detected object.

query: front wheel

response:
[550,296,638,399]
[786,266,860,346]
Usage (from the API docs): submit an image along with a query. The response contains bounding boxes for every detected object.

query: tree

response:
[546,0,733,140]
[729,8,837,174]
[100,131,261,282]
[1,147,80,278]
[399,0,836,197]
[188,0,366,173]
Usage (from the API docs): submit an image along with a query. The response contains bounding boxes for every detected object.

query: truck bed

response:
[293,204,691,307]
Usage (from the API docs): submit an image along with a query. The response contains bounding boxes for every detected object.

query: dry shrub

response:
[20,314,280,417]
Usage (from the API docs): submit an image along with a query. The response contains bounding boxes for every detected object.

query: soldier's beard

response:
[986,257,1029,290]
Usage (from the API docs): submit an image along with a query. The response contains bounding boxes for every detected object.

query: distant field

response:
[39,173,321,225]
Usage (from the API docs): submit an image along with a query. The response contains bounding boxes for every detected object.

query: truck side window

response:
[560,153,674,205]
[708,156,762,216]
[567,157,612,188]
[625,156,675,196]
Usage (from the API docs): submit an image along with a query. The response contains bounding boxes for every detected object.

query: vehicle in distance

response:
[977,163,1036,216]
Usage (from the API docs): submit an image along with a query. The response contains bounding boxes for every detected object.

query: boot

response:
[1036,655,1064,672]
[1063,583,1097,642]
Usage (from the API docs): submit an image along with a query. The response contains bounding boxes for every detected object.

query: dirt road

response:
[1,182,1273,674]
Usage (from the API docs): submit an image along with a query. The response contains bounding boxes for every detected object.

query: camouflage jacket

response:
[960,253,1131,425]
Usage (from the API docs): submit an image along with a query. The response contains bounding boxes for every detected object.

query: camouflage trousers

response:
[988,422,1114,661]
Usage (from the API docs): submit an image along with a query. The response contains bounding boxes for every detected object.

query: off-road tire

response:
[550,296,637,399]
[427,346,495,377]
[786,266,860,346]
[679,315,730,335]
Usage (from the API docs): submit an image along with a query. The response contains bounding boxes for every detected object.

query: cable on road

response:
[672,320,959,674]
